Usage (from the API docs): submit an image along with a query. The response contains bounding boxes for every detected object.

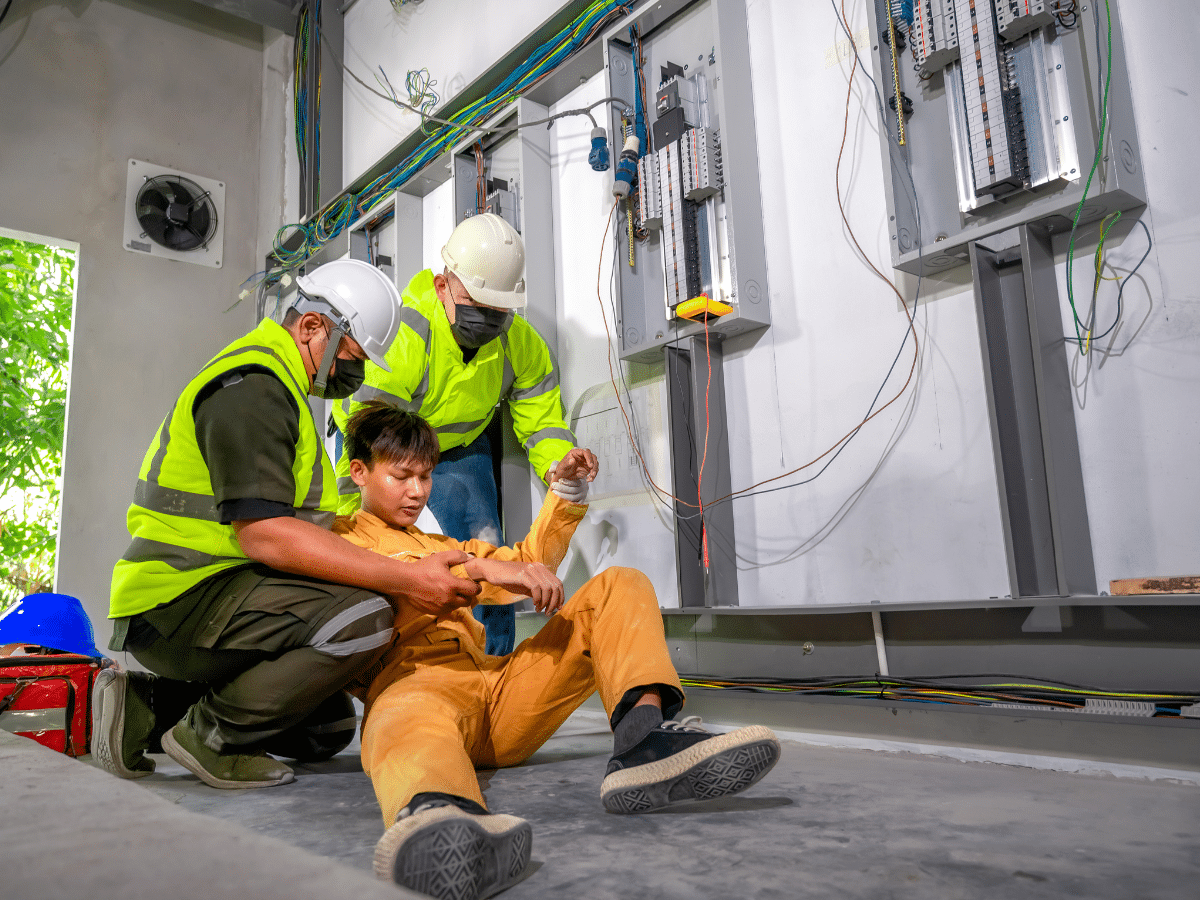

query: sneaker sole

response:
[374,806,532,900]
[91,669,152,779]
[161,728,294,790]
[600,724,781,814]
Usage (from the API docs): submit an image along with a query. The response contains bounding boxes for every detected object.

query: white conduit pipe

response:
[871,610,890,677]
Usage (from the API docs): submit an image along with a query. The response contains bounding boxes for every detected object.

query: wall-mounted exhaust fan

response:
[123,159,225,268]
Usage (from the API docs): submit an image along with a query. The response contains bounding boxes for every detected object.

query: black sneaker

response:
[601,716,780,814]
[373,797,532,900]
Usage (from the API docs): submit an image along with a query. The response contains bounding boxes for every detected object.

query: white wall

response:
[0,0,267,650]
[341,0,564,186]
[1063,5,1200,590]
[344,0,1198,609]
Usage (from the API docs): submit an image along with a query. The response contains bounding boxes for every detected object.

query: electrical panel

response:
[603,0,770,363]
[869,0,1146,274]
[452,134,523,235]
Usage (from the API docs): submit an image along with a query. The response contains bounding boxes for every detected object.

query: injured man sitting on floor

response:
[335,401,782,900]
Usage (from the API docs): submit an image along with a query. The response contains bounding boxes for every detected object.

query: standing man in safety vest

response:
[332,213,598,656]
[97,259,481,789]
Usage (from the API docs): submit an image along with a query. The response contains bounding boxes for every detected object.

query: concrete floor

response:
[25,707,1191,900]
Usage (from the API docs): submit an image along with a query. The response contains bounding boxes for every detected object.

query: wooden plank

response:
[1110,576,1200,596]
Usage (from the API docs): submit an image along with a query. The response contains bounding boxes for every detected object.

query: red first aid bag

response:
[0,648,112,756]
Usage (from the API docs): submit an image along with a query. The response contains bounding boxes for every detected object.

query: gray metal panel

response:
[499,406,534,553]
[602,38,653,357]
[1020,225,1097,595]
[667,603,1200,691]
[970,223,1096,599]
[657,594,1200,615]
[515,98,558,355]
[665,335,738,607]
[189,0,299,33]
[867,0,1147,275]
[678,688,1200,773]
[709,0,770,327]
[390,192,423,288]
[971,235,1057,597]
[602,0,770,363]
[445,100,559,550]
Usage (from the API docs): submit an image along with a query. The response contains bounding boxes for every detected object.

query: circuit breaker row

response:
[911,0,1053,74]
[635,67,724,312]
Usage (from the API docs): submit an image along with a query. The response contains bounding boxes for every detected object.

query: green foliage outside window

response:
[0,235,75,612]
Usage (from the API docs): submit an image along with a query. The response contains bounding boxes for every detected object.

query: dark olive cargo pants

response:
[111,564,394,752]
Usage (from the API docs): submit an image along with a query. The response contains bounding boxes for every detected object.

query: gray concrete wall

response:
[0,0,267,651]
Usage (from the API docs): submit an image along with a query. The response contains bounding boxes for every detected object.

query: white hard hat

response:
[294,259,401,371]
[440,213,527,310]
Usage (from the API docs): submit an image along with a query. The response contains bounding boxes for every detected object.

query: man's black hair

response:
[344,400,440,471]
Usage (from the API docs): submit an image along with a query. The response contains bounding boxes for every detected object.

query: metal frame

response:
[190,0,301,33]
[602,0,771,363]
[447,99,559,545]
[970,224,1096,599]
[665,334,737,607]
[865,0,1146,275]
[663,599,1200,692]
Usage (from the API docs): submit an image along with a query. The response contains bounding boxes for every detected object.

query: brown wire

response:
[591,0,921,512]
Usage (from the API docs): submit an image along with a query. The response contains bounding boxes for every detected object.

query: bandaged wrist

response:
[550,477,588,503]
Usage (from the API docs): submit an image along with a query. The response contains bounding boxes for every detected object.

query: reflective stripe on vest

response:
[109,319,336,618]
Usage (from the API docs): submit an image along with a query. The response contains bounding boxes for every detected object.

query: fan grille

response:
[135,174,218,252]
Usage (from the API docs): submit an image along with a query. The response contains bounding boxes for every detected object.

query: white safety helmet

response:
[293,259,401,371]
[440,213,527,310]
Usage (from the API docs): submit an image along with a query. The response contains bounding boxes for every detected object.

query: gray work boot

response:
[601,716,781,814]
[91,667,156,778]
[374,795,532,900]
[161,719,294,789]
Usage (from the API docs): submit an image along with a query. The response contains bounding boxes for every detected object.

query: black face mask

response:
[316,356,365,399]
[450,304,511,349]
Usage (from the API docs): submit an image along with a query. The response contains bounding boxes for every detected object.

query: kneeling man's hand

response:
[402,550,483,615]
[466,559,564,615]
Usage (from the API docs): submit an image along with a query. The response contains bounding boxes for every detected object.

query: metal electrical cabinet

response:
[865,0,1146,275]
[599,0,771,607]
[602,0,771,364]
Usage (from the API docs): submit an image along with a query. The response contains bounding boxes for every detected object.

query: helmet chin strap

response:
[312,325,347,397]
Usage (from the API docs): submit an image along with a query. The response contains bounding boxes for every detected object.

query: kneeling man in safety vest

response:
[96,259,481,789]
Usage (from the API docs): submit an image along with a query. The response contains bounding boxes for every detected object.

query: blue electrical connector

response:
[611,135,640,198]
[589,126,610,171]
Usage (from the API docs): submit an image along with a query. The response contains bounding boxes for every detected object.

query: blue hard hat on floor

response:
[0,593,105,657]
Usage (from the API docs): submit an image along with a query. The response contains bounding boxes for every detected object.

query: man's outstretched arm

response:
[234,517,480,616]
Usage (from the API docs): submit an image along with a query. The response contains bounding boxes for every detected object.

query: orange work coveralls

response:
[335,491,684,826]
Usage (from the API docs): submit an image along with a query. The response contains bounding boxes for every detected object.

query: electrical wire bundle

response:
[293,3,321,204]
[591,0,926,548]
[1052,0,1080,28]
[1062,0,1152,356]
[404,67,441,136]
[473,143,487,216]
[272,0,636,272]
[679,674,1200,718]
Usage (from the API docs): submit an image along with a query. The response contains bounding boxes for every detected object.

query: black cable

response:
[0,0,13,27]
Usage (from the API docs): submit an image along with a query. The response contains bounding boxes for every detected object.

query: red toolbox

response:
[0,651,111,756]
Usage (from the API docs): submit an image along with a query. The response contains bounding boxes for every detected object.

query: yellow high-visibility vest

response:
[109,319,337,618]
[332,269,574,513]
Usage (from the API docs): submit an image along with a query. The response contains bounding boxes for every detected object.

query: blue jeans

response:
[426,432,515,656]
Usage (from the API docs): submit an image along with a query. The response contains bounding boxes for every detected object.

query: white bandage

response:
[548,462,589,504]
[551,477,588,503]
